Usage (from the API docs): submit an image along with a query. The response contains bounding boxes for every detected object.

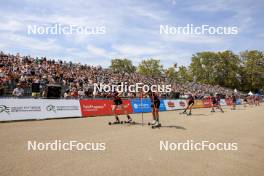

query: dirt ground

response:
[0,105,264,176]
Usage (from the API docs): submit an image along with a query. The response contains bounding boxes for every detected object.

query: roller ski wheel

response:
[108,121,123,125]
[151,123,161,129]
[124,120,136,124]
[180,111,187,115]
[148,122,156,126]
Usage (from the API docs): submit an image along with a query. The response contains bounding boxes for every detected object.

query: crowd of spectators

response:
[0,51,236,99]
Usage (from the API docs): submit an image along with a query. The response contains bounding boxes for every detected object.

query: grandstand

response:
[0,51,238,99]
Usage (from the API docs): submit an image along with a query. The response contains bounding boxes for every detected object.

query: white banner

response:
[0,99,81,121]
[220,99,227,106]
[164,100,187,111]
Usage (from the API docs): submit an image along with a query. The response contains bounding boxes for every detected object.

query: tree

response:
[110,58,136,73]
[189,52,219,84]
[189,51,240,88]
[138,59,163,77]
[177,66,192,82]
[217,51,240,88]
[240,50,264,92]
[165,67,178,82]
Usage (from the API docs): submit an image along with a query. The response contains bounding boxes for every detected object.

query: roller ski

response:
[148,120,157,126]
[124,118,136,124]
[108,120,124,125]
[108,116,123,125]
[151,121,161,129]
[186,112,192,116]
[179,111,187,115]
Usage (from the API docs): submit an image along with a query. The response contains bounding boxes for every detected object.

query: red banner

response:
[80,99,133,117]
[225,98,233,106]
[114,100,133,115]
[202,99,212,108]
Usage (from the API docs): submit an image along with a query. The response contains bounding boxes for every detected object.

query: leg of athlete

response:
[112,105,120,122]
[188,103,193,115]
[120,105,132,122]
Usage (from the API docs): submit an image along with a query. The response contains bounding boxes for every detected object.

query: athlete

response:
[243,96,248,108]
[231,93,237,110]
[148,90,161,127]
[182,93,195,115]
[254,95,260,106]
[211,94,224,113]
[109,89,132,123]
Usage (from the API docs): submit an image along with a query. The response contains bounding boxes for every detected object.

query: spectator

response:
[12,83,24,97]
[0,51,241,99]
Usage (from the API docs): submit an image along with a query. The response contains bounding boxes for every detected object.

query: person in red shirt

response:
[182,93,195,116]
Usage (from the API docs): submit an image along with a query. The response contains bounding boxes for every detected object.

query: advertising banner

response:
[192,100,205,108]
[202,99,212,108]
[0,99,81,121]
[131,98,152,113]
[225,98,233,106]
[159,99,167,111]
[164,99,187,111]
[220,99,227,106]
[80,99,133,117]
[80,99,112,117]
[236,99,242,105]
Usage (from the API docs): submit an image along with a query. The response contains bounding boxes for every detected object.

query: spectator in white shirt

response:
[12,83,24,97]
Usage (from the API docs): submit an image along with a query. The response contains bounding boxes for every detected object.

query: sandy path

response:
[0,105,264,176]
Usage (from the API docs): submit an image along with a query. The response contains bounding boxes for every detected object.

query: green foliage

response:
[109,50,264,93]
[189,50,264,92]
[240,50,264,92]
[177,66,193,82]
[110,58,136,73]
[165,67,178,82]
[138,59,163,77]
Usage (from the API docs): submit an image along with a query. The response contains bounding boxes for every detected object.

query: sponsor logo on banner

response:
[46,105,79,113]
[179,101,186,107]
[0,104,41,114]
[0,105,11,114]
[164,100,186,110]
[167,101,175,108]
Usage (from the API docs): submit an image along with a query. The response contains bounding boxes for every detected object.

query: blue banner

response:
[131,98,166,113]
[131,98,151,113]
[159,99,166,111]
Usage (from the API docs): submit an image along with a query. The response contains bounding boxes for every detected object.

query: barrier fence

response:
[0,98,242,121]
